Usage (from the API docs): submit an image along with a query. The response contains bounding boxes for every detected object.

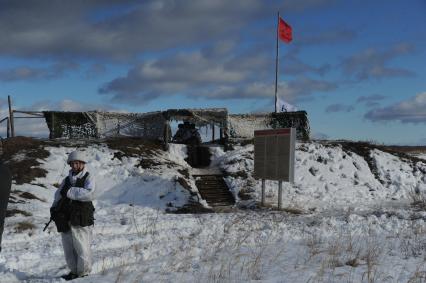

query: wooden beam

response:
[50,112,54,139]
[6,117,10,138]
[13,110,44,117]
[211,123,215,142]
[14,116,45,119]
[8,95,14,137]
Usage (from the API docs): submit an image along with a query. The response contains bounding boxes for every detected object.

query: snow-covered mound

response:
[0,138,425,282]
[216,142,426,212]
[42,144,191,210]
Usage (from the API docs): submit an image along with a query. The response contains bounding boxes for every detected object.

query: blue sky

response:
[0,0,425,144]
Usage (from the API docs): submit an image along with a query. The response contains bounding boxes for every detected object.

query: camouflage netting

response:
[94,111,166,139]
[43,111,166,139]
[44,111,97,139]
[166,108,228,128]
[228,111,310,141]
[43,109,309,141]
[43,109,227,140]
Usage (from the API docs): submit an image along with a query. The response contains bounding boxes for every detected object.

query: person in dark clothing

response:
[0,140,12,253]
[172,121,202,145]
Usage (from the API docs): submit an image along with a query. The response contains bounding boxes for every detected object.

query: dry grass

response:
[321,140,426,187]
[410,190,426,211]
[104,137,165,169]
[14,221,36,233]
[2,137,49,185]
[399,222,426,259]
[16,190,45,202]
[305,233,323,260]
[6,209,32,217]
[407,265,426,283]
[96,208,426,283]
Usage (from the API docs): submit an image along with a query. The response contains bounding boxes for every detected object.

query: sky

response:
[0,0,425,145]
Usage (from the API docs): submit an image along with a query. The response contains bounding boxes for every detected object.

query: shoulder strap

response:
[75,172,89,188]
[65,176,71,187]
[82,172,89,180]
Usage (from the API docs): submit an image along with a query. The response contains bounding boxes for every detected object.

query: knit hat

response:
[67,150,87,164]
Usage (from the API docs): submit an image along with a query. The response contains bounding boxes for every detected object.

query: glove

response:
[50,206,56,219]
[60,186,70,198]
[60,179,71,198]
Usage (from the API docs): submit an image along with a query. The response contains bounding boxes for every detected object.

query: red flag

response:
[278,17,292,43]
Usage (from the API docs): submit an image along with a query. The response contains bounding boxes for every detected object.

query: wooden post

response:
[211,123,215,142]
[163,121,171,151]
[6,117,10,138]
[278,180,283,210]
[50,112,54,139]
[8,95,15,137]
[261,179,266,206]
[117,119,120,136]
[95,112,100,138]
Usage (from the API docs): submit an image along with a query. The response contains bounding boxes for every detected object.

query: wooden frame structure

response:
[1,95,44,138]
[1,95,310,142]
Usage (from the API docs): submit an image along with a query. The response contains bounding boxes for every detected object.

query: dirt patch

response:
[172,202,214,214]
[383,145,426,154]
[329,141,425,163]
[30,183,48,189]
[325,141,426,185]
[18,191,46,202]
[176,177,192,191]
[8,194,25,204]
[240,139,254,147]
[137,158,162,169]
[104,137,165,169]
[2,137,49,185]
[105,137,163,157]
[6,209,32,217]
[238,189,252,200]
[225,171,249,179]
[14,221,36,233]
[280,206,306,214]
[328,141,383,183]
[378,146,425,164]
[177,168,190,179]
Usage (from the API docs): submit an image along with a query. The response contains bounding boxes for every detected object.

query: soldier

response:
[172,121,202,145]
[51,150,96,281]
[0,139,12,253]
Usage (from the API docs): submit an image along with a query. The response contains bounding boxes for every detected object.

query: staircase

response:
[195,175,235,207]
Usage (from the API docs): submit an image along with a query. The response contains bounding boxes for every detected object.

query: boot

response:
[61,272,78,281]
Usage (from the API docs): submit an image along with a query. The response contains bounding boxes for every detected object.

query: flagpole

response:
[274,11,279,113]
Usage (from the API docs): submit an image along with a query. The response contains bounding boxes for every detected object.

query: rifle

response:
[43,181,72,233]
[43,219,52,232]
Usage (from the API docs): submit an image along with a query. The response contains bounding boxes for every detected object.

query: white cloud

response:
[0,61,79,82]
[100,44,337,104]
[325,104,354,113]
[341,44,415,81]
[365,92,426,123]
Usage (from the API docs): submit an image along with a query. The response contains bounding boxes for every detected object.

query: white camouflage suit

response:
[52,167,96,276]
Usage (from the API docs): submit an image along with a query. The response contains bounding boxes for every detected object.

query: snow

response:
[1,140,425,282]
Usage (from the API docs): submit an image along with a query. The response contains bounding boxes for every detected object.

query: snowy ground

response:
[1,140,425,282]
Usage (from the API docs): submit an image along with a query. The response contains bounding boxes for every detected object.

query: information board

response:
[254,128,295,182]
